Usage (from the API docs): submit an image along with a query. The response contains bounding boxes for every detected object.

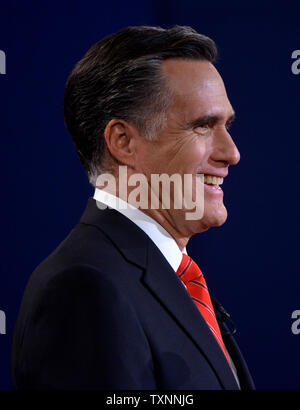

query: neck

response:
[96,169,194,251]
[141,207,190,251]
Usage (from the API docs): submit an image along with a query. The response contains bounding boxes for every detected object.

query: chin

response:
[202,205,228,229]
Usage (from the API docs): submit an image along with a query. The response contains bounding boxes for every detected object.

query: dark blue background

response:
[1,0,299,390]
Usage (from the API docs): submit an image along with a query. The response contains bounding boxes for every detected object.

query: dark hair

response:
[64,25,217,184]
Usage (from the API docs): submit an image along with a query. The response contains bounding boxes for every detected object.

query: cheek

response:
[137,135,208,175]
[181,141,207,170]
[166,135,208,174]
[135,143,160,174]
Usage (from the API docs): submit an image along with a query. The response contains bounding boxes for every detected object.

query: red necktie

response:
[176,254,232,368]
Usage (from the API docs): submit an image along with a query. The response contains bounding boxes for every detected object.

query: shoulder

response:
[31,219,138,287]
[17,216,145,328]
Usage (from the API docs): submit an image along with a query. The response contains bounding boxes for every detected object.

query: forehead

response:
[162,59,233,121]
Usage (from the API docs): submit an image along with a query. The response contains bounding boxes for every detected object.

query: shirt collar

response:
[93,188,186,272]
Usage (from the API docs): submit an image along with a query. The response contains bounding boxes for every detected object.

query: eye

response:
[196,124,209,130]
[194,120,213,133]
[194,125,210,134]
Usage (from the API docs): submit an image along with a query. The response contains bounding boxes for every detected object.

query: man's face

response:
[134,58,240,238]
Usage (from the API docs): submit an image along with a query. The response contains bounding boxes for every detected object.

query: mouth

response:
[196,173,224,188]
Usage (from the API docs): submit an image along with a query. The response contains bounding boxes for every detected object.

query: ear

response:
[104,119,137,169]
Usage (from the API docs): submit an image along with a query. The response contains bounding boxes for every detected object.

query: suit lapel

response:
[143,240,239,390]
[80,198,239,390]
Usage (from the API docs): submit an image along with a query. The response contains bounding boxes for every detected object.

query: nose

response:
[211,128,240,166]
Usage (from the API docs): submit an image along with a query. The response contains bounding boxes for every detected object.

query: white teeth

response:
[203,174,224,186]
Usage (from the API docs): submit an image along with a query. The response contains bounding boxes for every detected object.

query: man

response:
[12,25,254,390]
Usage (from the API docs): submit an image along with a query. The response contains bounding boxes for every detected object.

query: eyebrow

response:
[187,112,236,129]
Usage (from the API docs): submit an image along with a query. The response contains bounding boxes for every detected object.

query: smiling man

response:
[12,26,254,390]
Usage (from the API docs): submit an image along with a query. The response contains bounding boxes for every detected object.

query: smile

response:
[198,174,224,187]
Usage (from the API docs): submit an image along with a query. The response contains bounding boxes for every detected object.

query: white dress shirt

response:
[93,188,186,272]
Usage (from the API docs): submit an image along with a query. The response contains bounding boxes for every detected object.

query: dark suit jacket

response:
[12,198,254,390]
